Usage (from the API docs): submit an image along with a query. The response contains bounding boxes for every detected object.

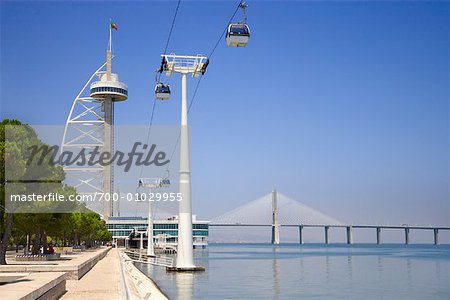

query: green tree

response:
[0,119,24,264]
[1,119,111,263]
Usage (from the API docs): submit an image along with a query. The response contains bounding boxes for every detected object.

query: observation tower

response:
[61,21,127,219]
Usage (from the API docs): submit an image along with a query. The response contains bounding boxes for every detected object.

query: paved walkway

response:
[61,248,124,299]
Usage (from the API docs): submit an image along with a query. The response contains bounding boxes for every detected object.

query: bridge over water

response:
[210,190,450,245]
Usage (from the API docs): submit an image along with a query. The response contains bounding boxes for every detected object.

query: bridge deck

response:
[210,224,450,230]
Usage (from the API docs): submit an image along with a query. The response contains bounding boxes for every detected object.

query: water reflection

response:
[377,256,383,282]
[406,258,412,289]
[272,247,280,300]
[435,261,440,281]
[347,255,353,285]
[325,255,330,284]
[175,272,194,300]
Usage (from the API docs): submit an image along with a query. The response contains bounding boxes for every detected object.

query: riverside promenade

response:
[0,247,168,299]
[62,248,168,299]
[62,248,133,299]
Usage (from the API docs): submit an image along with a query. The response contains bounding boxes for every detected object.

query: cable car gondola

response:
[226,2,250,47]
[226,24,250,47]
[155,83,171,100]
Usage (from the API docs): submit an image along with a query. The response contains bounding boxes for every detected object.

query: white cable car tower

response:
[61,22,127,219]
[161,54,208,271]
[138,178,171,257]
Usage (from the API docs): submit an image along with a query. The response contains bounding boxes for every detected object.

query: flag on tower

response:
[110,20,118,31]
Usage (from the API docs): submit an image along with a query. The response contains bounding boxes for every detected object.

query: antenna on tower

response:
[107,19,117,81]
[109,18,118,53]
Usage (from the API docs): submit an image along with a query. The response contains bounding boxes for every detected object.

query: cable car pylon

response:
[160,54,208,272]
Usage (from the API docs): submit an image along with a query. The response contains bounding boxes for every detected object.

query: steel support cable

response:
[186,0,242,116]
[158,0,182,83]
[162,0,244,172]
[138,99,157,178]
[208,0,242,59]
[139,0,182,180]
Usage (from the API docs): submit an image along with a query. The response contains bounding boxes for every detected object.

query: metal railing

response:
[124,249,174,268]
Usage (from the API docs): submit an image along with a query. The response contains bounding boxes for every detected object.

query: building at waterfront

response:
[107,215,209,249]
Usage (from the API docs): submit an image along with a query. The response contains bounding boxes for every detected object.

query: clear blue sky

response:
[1,1,449,227]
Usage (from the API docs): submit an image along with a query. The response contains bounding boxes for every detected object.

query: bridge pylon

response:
[271,189,280,245]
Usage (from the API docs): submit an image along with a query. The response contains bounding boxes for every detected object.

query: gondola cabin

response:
[155,83,171,100]
[226,23,250,47]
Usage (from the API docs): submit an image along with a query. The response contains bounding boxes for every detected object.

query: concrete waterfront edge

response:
[120,250,169,300]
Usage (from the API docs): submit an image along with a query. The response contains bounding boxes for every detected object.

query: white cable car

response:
[226,2,250,47]
[155,83,170,100]
[226,24,250,47]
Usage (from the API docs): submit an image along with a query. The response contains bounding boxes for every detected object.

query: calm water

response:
[135,243,450,299]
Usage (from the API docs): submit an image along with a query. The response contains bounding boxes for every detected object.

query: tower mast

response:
[104,20,114,218]
[61,20,127,219]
